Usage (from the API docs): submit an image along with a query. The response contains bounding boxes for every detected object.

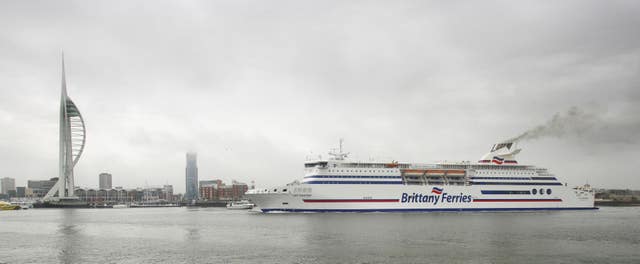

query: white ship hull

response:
[246,184,595,213]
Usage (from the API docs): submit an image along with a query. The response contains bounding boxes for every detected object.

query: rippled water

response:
[0,207,639,263]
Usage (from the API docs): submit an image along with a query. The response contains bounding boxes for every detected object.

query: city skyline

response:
[1,1,639,193]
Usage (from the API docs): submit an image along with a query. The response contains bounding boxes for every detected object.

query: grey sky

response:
[1,0,639,192]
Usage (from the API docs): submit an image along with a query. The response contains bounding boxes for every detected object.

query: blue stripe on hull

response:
[260,207,598,213]
[304,175,402,179]
[471,182,563,186]
[304,181,403,185]
[481,190,532,195]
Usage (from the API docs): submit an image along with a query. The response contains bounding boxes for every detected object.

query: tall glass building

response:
[185,152,199,200]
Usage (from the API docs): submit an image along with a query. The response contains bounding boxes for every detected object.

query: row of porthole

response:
[532,188,552,195]
[264,188,286,193]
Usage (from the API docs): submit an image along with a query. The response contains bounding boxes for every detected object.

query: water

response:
[1,207,639,264]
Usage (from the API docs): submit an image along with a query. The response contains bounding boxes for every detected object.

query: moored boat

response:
[226,200,255,209]
[0,201,21,210]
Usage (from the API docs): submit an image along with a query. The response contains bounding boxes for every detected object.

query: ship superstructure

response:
[245,140,595,212]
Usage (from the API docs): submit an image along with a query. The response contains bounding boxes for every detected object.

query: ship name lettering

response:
[400,192,472,205]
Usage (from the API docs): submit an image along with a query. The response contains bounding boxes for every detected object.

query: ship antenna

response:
[328,138,349,160]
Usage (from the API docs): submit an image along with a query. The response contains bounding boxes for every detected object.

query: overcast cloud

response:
[1,0,639,192]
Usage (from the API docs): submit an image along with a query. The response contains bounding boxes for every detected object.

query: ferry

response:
[245,140,596,213]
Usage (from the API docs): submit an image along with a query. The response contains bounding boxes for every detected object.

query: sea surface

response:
[0,206,639,264]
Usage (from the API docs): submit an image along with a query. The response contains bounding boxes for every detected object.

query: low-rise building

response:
[199,180,248,201]
[27,178,57,197]
[74,185,176,205]
[16,187,26,198]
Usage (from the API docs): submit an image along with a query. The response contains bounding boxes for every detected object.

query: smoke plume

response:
[508,106,600,142]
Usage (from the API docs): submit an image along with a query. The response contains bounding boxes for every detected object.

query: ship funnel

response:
[478,140,521,165]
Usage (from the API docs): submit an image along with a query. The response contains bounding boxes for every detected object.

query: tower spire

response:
[61,51,67,97]
[44,53,87,203]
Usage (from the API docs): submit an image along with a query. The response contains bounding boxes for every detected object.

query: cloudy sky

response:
[1,0,639,192]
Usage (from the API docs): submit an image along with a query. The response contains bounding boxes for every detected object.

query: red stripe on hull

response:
[303,199,399,203]
[474,199,562,202]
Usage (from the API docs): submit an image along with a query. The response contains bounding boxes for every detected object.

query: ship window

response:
[539,189,544,195]
[282,189,287,192]
[532,189,537,194]
[273,189,278,192]
[547,189,552,195]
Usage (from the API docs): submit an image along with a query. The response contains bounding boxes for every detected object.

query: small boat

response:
[112,204,129,209]
[0,201,21,210]
[226,200,254,210]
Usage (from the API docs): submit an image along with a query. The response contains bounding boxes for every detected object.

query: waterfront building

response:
[44,55,87,203]
[0,177,15,194]
[25,188,34,197]
[162,185,174,201]
[185,152,198,200]
[5,190,17,198]
[99,173,112,189]
[199,179,249,201]
[16,187,25,198]
[74,186,176,205]
[199,185,216,200]
[75,187,128,204]
[27,178,57,197]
